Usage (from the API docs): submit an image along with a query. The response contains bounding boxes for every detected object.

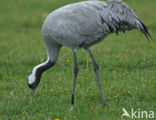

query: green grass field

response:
[0,0,156,119]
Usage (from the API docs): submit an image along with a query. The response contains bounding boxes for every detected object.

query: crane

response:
[28,0,151,106]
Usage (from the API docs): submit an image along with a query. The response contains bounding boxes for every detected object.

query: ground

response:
[0,0,156,119]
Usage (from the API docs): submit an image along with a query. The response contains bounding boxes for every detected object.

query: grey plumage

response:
[28,0,151,106]
[42,0,151,49]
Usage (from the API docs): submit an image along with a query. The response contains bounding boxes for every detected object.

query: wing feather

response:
[100,2,151,41]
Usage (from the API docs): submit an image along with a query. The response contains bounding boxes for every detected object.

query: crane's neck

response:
[28,58,55,89]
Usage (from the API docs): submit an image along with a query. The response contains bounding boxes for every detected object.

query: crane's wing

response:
[100,1,151,41]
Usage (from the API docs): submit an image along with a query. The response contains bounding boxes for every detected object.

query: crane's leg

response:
[87,48,107,106]
[71,50,79,105]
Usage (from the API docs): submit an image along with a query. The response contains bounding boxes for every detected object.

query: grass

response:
[0,0,156,119]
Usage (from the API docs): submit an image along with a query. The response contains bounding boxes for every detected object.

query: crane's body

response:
[42,0,150,50]
[42,1,109,49]
[28,0,151,106]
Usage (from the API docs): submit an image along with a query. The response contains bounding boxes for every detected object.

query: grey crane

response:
[28,0,151,106]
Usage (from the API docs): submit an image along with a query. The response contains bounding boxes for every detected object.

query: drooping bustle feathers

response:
[137,20,152,42]
[100,1,151,42]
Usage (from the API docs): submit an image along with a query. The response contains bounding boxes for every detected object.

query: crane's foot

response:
[102,102,108,107]
[102,100,108,107]
[30,89,35,104]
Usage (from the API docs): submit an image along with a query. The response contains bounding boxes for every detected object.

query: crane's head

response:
[27,68,42,103]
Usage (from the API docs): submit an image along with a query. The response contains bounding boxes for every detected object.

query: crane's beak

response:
[30,89,35,103]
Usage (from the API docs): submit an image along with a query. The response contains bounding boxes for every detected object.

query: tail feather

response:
[103,1,152,42]
[137,20,152,42]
